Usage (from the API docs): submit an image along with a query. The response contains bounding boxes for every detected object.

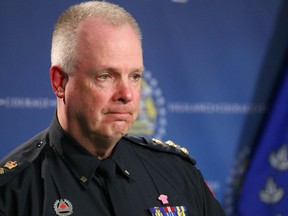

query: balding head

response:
[51,1,142,74]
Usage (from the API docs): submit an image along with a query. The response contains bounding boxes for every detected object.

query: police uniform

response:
[0,115,226,216]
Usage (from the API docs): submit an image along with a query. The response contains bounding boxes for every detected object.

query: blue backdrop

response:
[0,0,284,210]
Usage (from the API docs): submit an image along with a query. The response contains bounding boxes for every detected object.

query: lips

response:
[105,111,133,120]
[103,106,137,121]
[104,107,133,115]
[107,111,131,115]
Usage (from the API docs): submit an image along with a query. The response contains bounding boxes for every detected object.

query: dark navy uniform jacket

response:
[0,116,226,216]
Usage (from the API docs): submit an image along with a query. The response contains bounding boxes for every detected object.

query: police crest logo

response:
[129,70,167,139]
[53,199,73,216]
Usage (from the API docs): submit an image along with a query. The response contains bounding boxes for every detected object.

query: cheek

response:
[88,91,111,113]
[133,93,141,113]
[136,88,142,102]
[65,81,94,109]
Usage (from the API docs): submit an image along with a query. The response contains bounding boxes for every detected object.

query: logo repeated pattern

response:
[259,144,288,205]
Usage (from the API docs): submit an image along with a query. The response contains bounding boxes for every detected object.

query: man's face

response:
[63,19,144,141]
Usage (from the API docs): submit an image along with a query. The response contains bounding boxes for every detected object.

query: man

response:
[0,1,226,216]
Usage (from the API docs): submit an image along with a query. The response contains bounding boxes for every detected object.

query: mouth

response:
[105,111,132,120]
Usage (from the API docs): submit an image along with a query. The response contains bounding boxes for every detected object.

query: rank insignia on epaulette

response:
[0,168,4,174]
[152,138,163,145]
[152,138,189,155]
[165,140,189,155]
[149,206,187,216]
[4,161,17,170]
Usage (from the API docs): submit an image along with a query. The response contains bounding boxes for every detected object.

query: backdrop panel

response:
[0,0,282,203]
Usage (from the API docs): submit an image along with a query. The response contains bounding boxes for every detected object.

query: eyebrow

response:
[88,66,145,75]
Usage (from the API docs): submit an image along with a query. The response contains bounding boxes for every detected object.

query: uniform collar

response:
[48,115,134,187]
[109,139,136,181]
[49,115,101,187]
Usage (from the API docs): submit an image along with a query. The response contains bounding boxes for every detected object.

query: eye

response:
[97,73,111,81]
[131,73,142,82]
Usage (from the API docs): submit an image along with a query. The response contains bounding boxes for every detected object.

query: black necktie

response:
[97,159,137,216]
[98,159,116,179]
[97,159,117,215]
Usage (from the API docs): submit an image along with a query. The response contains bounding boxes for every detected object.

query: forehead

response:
[77,17,139,44]
[74,18,143,70]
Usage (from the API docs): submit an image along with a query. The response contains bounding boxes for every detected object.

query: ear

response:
[50,66,68,98]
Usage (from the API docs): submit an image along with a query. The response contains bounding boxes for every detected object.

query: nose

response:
[113,80,133,103]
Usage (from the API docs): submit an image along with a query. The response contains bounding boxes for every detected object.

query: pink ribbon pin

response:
[158,194,169,204]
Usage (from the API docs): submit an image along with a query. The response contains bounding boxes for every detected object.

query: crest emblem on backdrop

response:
[128,70,167,140]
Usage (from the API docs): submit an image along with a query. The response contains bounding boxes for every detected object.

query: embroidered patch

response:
[53,199,73,216]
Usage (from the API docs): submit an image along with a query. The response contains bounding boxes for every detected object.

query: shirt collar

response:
[109,139,135,181]
[49,114,101,187]
[48,114,135,187]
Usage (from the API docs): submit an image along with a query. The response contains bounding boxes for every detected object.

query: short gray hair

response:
[51,1,142,73]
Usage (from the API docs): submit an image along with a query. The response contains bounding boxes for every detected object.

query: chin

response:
[100,127,127,141]
[100,122,131,141]
[113,121,130,133]
[114,128,128,137]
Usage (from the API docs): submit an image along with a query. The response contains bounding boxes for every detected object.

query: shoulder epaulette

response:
[123,135,196,165]
[0,129,48,187]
